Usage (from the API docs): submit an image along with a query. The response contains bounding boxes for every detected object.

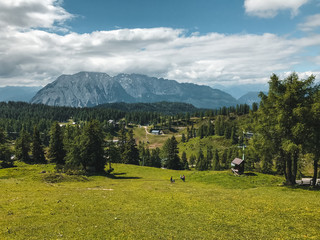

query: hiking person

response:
[170,176,175,183]
[181,175,185,182]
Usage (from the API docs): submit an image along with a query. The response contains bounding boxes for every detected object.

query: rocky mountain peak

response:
[31,72,238,109]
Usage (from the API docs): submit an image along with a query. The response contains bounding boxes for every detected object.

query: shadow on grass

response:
[87,171,141,180]
[286,185,320,191]
[243,172,258,176]
[106,173,141,180]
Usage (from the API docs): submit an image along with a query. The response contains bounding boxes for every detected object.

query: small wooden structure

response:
[231,158,244,175]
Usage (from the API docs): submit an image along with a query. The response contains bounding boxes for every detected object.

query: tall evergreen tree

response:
[31,126,46,164]
[181,133,186,143]
[0,128,6,145]
[221,149,228,169]
[181,151,189,170]
[261,154,273,174]
[0,128,13,168]
[151,148,162,168]
[106,139,120,166]
[231,126,238,144]
[207,120,214,136]
[79,120,106,172]
[196,148,207,171]
[206,146,213,169]
[48,122,66,166]
[15,129,31,163]
[163,136,181,170]
[213,149,220,170]
[144,147,152,166]
[215,116,223,136]
[122,129,140,165]
[118,124,127,162]
[186,127,190,142]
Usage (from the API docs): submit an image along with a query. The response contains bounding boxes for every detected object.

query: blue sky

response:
[0,0,319,88]
[62,0,315,36]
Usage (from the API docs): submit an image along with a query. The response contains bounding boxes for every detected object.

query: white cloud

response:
[244,0,309,18]
[298,14,320,31]
[0,0,73,31]
[1,27,319,87]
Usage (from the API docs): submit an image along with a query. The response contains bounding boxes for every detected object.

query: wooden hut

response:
[231,158,244,175]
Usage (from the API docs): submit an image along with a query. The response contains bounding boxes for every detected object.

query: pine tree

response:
[196,148,207,171]
[221,149,228,169]
[207,146,214,169]
[0,128,13,168]
[215,116,222,136]
[207,120,214,136]
[0,128,6,145]
[198,126,204,139]
[64,125,82,170]
[118,124,127,163]
[181,151,189,170]
[252,102,258,112]
[144,148,152,166]
[186,127,190,142]
[15,129,31,163]
[31,126,46,164]
[261,154,273,174]
[151,148,162,168]
[213,149,220,170]
[79,120,106,172]
[231,126,238,144]
[164,136,181,170]
[48,122,66,166]
[123,129,140,165]
[181,133,186,143]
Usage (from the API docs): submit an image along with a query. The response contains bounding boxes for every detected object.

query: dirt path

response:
[143,126,151,135]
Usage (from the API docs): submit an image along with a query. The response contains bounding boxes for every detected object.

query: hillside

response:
[31,72,238,109]
[95,101,200,115]
[1,162,319,239]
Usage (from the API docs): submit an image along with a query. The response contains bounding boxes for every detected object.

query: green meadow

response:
[1,162,320,239]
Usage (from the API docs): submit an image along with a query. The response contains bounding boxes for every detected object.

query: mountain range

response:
[237,91,265,105]
[0,86,41,102]
[31,72,239,109]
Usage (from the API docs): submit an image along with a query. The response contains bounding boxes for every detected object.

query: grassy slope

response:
[133,126,177,149]
[178,135,233,158]
[1,163,320,239]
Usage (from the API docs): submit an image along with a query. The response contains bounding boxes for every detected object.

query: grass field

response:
[1,162,320,239]
[178,135,233,158]
[133,126,178,149]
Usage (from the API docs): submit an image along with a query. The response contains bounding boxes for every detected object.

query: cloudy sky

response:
[0,0,320,88]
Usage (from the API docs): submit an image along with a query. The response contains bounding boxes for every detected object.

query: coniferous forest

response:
[0,73,319,186]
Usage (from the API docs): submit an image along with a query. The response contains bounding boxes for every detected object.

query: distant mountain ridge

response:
[0,86,41,102]
[237,91,266,105]
[31,72,238,109]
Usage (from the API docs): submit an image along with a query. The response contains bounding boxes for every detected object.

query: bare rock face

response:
[31,72,238,109]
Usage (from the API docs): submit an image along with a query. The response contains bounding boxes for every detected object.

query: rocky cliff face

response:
[31,72,238,109]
